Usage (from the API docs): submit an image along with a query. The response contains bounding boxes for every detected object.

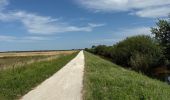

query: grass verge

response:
[83,51,170,100]
[0,52,78,100]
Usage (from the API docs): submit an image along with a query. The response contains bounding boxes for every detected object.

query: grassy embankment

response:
[0,52,78,100]
[83,51,170,100]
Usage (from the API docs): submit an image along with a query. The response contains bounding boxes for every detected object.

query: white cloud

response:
[0,0,105,35]
[105,26,151,43]
[134,6,170,18]
[114,26,151,40]
[0,35,57,42]
[88,26,151,45]
[21,36,52,41]
[0,11,105,34]
[76,0,170,18]
[0,35,16,42]
[88,23,105,27]
[119,26,151,36]
[89,38,121,45]
[0,0,8,10]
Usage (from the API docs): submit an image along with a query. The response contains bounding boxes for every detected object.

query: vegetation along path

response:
[21,51,85,100]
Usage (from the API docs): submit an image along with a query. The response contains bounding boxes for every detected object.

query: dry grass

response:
[0,50,76,70]
[0,50,76,57]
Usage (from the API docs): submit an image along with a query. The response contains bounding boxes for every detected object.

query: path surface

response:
[21,51,85,100]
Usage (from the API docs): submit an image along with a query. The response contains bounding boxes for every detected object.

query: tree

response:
[111,35,165,73]
[94,45,107,55]
[151,19,170,60]
[85,35,166,74]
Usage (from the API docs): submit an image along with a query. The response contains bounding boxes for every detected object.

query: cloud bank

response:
[89,26,151,45]
[0,11,105,34]
[76,0,170,18]
[0,0,104,35]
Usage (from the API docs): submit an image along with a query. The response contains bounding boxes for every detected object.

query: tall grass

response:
[0,52,78,100]
[0,55,60,70]
[83,51,170,100]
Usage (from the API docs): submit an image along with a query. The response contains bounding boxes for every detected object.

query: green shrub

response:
[86,45,113,58]
[86,35,165,74]
[111,35,165,73]
[130,53,151,73]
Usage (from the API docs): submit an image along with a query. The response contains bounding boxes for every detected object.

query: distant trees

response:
[86,45,113,58]
[151,19,170,61]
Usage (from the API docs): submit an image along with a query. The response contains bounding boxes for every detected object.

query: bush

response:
[130,53,152,73]
[86,35,165,74]
[86,45,113,58]
[111,35,165,73]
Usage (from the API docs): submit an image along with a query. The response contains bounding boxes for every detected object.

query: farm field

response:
[0,51,78,100]
[83,51,170,100]
[0,51,76,70]
[0,51,75,57]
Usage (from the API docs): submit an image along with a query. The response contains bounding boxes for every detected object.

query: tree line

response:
[85,18,170,77]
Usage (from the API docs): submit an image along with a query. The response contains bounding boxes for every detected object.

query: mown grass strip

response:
[0,52,78,100]
[83,51,170,100]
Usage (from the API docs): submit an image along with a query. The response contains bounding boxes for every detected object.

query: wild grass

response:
[0,52,78,100]
[0,50,76,57]
[83,51,170,100]
[0,55,57,70]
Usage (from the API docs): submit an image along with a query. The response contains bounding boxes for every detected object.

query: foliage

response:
[130,53,152,73]
[112,35,164,73]
[85,35,165,74]
[151,19,170,60]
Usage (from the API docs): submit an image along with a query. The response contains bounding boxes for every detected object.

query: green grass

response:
[0,52,78,100]
[83,51,170,100]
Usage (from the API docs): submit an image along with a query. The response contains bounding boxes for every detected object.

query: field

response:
[83,51,170,100]
[0,51,76,70]
[0,51,75,57]
[0,51,78,100]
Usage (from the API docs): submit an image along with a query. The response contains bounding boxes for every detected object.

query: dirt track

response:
[21,51,85,100]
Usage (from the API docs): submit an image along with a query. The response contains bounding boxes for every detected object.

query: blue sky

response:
[0,0,170,51]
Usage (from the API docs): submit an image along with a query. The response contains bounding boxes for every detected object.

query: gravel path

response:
[21,51,85,100]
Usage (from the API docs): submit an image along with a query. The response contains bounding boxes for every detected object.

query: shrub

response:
[86,35,165,74]
[87,45,113,58]
[111,35,165,73]
[130,53,152,73]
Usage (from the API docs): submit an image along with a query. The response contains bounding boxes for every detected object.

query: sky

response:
[0,0,170,51]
